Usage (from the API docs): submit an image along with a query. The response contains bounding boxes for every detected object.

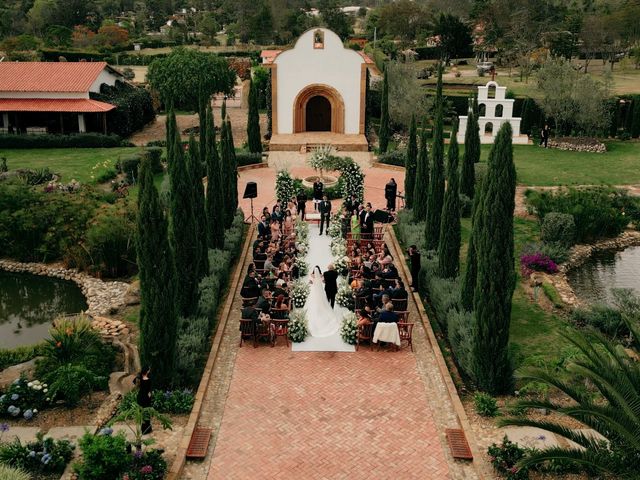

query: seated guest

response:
[391,279,408,300]
[380,263,398,280]
[375,293,390,311]
[253,247,267,262]
[241,270,261,298]
[357,302,374,327]
[378,302,399,323]
[255,288,272,317]
[263,255,277,272]
[290,262,300,279]
[272,204,284,224]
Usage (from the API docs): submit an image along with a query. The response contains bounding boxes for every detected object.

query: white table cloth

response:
[373,322,401,346]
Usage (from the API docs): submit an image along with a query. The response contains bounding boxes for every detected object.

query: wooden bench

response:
[445,428,473,460]
[186,427,212,459]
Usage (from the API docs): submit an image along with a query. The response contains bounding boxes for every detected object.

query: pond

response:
[566,245,640,306]
[0,271,88,349]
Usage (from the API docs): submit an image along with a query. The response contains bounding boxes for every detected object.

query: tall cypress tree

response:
[205,103,225,249]
[221,98,227,123]
[520,97,532,136]
[461,107,479,199]
[631,95,640,138]
[247,76,262,153]
[136,158,178,388]
[166,108,177,171]
[226,118,238,216]
[425,63,445,251]
[220,120,235,229]
[169,125,200,317]
[198,87,207,166]
[472,122,516,394]
[404,114,418,209]
[438,118,461,279]
[378,65,390,154]
[413,123,430,222]
[187,133,209,280]
[460,178,483,311]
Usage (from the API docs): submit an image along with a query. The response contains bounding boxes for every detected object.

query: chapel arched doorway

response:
[306,95,331,131]
[293,84,345,133]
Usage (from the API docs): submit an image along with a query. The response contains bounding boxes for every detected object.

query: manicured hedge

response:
[236,152,263,167]
[91,82,155,137]
[378,149,406,167]
[0,133,123,148]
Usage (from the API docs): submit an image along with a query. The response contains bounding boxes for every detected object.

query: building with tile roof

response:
[0,62,122,134]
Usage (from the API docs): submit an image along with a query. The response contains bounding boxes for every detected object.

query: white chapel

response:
[457,80,529,145]
[262,28,376,152]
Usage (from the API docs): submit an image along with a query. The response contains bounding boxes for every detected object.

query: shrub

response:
[84,201,138,277]
[119,389,194,414]
[91,82,155,138]
[487,436,530,480]
[0,433,74,475]
[18,167,55,186]
[144,147,164,174]
[525,187,632,242]
[47,364,103,407]
[95,168,118,183]
[377,149,406,166]
[197,273,221,319]
[459,193,472,218]
[236,152,263,167]
[0,376,50,419]
[0,343,47,371]
[125,448,167,480]
[541,282,563,308]
[540,212,575,247]
[0,465,30,480]
[74,431,130,480]
[474,392,499,417]
[174,316,209,387]
[520,241,569,265]
[0,133,123,149]
[428,274,461,331]
[571,305,625,337]
[519,253,558,277]
[446,310,475,379]
[116,153,143,182]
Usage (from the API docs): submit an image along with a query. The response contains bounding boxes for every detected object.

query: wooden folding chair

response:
[397,322,414,351]
[392,298,408,312]
[356,323,375,351]
[272,319,289,347]
[239,319,256,347]
[255,320,276,347]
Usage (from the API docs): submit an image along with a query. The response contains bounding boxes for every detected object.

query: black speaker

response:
[243,181,257,199]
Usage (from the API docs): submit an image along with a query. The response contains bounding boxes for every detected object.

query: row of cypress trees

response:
[401,63,516,394]
[136,98,239,388]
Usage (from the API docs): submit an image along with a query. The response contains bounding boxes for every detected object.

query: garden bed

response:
[548,136,606,153]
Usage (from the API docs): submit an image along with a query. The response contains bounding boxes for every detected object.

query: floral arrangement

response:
[340,312,358,345]
[287,309,309,342]
[331,236,347,258]
[275,169,296,205]
[295,218,309,245]
[0,377,50,420]
[336,280,355,310]
[338,158,365,203]
[0,432,75,475]
[308,144,337,178]
[334,255,351,276]
[520,252,559,277]
[327,216,342,239]
[487,436,530,480]
[290,279,310,308]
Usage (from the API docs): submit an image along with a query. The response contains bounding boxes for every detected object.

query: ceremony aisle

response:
[291,222,355,352]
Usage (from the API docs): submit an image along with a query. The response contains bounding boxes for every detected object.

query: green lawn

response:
[465,141,640,186]
[0,147,143,184]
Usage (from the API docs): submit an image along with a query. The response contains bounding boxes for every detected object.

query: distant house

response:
[0,62,121,135]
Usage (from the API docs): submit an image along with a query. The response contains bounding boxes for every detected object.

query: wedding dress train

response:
[306,267,341,338]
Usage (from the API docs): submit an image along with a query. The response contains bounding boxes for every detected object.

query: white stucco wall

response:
[89,69,120,93]
[274,28,364,134]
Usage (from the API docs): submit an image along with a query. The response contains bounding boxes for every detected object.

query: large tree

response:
[404,114,418,209]
[136,157,178,389]
[378,65,391,154]
[424,65,445,251]
[147,48,236,111]
[187,133,209,281]
[413,123,430,222]
[472,122,516,394]
[168,115,200,317]
[460,105,479,199]
[247,75,262,154]
[204,103,224,250]
[319,0,353,40]
[433,13,472,62]
[438,118,461,279]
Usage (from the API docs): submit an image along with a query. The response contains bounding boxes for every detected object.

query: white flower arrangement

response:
[339,159,365,203]
[295,219,309,245]
[331,237,347,258]
[308,144,337,174]
[290,278,310,308]
[275,169,296,205]
[334,255,350,275]
[287,309,309,342]
[327,217,342,239]
[336,281,355,310]
[340,311,358,345]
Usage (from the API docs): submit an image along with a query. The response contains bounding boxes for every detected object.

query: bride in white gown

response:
[306,266,342,337]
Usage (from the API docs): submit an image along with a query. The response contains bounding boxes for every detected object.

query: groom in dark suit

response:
[319,195,331,236]
[323,263,339,308]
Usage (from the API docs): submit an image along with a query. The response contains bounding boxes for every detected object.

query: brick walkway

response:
[182,164,484,479]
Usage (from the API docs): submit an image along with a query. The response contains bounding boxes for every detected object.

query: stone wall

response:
[0,259,130,316]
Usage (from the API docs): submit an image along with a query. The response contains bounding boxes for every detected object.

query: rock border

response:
[548,137,606,153]
[0,259,131,316]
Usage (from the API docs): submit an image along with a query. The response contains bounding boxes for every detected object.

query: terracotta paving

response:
[207,348,449,480]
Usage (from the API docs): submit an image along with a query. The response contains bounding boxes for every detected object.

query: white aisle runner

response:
[291,223,355,352]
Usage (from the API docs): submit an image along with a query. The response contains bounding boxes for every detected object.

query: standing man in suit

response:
[296,189,307,221]
[258,215,270,238]
[362,203,374,238]
[313,179,324,211]
[323,263,339,308]
[319,194,331,236]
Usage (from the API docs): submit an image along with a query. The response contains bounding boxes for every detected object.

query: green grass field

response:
[468,141,640,186]
[0,147,143,184]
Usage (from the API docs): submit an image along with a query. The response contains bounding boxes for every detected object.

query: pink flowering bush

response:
[520,253,558,277]
[487,436,530,479]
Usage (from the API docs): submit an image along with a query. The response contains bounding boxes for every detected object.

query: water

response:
[566,246,640,306]
[0,271,88,349]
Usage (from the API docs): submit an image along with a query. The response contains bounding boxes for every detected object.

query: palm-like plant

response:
[499,329,640,477]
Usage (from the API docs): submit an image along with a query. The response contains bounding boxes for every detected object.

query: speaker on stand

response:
[243,181,259,224]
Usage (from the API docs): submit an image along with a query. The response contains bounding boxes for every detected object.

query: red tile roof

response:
[0,98,116,113]
[0,62,114,93]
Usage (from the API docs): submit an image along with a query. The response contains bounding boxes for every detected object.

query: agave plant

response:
[499,329,640,477]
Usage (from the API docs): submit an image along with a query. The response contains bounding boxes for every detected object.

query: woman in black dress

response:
[134,366,153,434]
